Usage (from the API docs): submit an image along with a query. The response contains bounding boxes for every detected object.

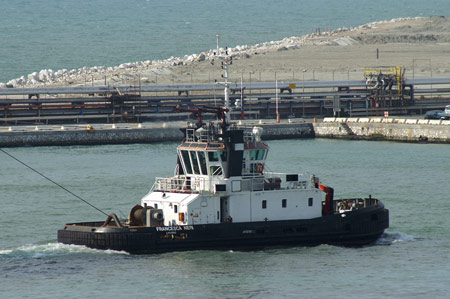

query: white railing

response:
[185,129,196,142]
[152,176,215,193]
[152,177,191,192]
[151,172,311,194]
[184,126,221,143]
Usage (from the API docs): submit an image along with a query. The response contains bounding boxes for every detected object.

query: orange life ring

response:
[255,163,264,174]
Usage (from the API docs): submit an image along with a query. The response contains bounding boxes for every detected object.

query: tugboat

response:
[57,43,389,254]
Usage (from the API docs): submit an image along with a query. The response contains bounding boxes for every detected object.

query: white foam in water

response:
[376,231,416,245]
[0,233,417,256]
[0,242,129,257]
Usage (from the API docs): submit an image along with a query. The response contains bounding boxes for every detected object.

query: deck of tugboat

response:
[334,197,383,213]
[150,172,311,194]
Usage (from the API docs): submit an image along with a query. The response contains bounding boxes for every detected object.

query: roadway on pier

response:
[1,77,450,96]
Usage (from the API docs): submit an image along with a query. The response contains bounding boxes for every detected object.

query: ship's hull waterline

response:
[58,202,388,254]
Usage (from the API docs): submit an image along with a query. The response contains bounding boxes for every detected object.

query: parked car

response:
[445,105,450,115]
[424,110,450,120]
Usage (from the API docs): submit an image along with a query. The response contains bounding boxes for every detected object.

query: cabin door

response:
[220,197,229,223]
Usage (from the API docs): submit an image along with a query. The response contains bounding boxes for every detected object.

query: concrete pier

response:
[1,117,449,147]
[0,123,185,147]
[313,117,450,143]
[0,121,314,147]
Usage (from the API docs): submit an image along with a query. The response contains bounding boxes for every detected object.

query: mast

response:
[223,56,230,123]
[215,34,233,123]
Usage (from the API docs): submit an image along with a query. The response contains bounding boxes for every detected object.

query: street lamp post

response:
[302,69,307,93]
[274,72,280,123]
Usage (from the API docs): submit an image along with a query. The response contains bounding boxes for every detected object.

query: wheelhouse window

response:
[207,150,223,176]
[208,151,219,162]
[181,150,193,174]
[250,149,266,161]
[190,151,200,174]
[197,151,208,175]
[220,151,227,162]
[257,150,265,160]
[210,166,223,176]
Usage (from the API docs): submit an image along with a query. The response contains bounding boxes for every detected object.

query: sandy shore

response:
[3,16,450,88]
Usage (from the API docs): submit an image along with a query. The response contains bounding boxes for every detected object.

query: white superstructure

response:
[141,124,324,226]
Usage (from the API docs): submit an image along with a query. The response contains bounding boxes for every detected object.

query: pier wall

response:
[1,118,449,146]
[0,124,185,147]
[313,117,450,143]
[254,122,314,140]
[0,122,314,147]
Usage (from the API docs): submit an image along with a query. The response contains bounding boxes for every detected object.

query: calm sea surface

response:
[1,139,450,298]
[1,0,449,82]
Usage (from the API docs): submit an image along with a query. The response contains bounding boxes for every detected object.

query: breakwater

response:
[1,117,449,147]
[314,117,450,143]
[0,121,314,147]
[0,123,185,147]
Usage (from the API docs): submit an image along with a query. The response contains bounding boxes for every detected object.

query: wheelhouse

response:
[178,142,227,177]
[176,126,269,180]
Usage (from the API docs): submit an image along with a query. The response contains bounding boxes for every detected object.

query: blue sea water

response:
[1,139,450,298]
[0,0,448,82]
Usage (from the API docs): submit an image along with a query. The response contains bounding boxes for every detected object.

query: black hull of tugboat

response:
[58,204,389,254]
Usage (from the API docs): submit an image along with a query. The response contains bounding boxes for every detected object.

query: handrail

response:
[152,176,209,193]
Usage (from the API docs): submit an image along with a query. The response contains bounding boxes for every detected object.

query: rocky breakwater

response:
[314,117,450,143]
[1,17,427,88]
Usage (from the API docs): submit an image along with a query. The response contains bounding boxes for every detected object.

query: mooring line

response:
[0,148,109,217]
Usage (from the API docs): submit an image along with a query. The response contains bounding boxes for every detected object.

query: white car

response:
[445,105,450,115]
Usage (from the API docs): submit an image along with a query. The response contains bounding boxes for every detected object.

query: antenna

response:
[214,34,232,123]
[276,79,279,122]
